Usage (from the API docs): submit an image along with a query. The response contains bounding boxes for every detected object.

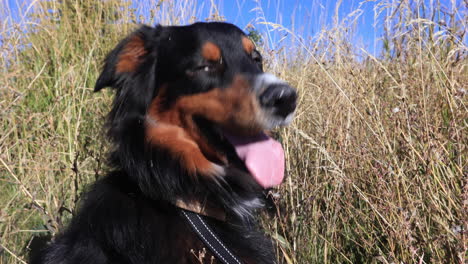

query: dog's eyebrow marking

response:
[201,42,221,61]
[116,35,147,73]
[242,36,255,54]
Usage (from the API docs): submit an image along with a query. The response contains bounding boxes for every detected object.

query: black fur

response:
[31,22,293,264]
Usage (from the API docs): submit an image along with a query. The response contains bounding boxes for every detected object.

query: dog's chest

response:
[155,215,270,264]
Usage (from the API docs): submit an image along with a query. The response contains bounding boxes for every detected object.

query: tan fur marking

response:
[146,76,262,178]
[116,35,147,73]
[145,123,220,176]
[201,42,221,61]
[242,36,255,54]
[175,76,261,135]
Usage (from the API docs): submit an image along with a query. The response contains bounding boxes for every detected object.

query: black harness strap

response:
[180,209,243,264]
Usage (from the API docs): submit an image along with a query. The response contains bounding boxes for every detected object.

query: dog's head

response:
[95,22,297,217]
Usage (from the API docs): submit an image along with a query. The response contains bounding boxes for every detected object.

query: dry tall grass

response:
[0,1,466,263]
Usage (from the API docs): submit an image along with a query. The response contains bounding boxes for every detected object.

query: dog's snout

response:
[260,84,297,117]
[250,73,297,128]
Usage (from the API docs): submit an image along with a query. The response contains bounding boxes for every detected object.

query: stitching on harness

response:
[182,210,230,264]
[195,214,242,264]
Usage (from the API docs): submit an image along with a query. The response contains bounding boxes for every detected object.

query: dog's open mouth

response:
[224,132,285,188]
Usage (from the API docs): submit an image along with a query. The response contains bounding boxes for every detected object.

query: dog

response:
[32,22,297,264]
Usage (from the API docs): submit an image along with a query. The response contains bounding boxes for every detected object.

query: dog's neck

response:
[174,198,226,221]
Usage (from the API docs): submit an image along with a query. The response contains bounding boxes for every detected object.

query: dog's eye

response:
[186,63,219,77]
[192,57,223,75]
[197,65,216,72]
[197,59,223,72]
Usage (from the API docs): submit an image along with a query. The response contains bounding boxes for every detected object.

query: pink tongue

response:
[225,133,285,188]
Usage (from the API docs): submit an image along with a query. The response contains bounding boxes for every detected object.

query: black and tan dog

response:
[32,22,297,264]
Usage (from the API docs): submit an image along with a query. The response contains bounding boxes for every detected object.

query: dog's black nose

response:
[259,84,297,117]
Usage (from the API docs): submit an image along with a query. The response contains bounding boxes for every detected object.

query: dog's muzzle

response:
[252,73,297,129]
[225,73,297,188]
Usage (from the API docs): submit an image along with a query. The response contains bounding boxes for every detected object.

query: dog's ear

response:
[94,25,160,92]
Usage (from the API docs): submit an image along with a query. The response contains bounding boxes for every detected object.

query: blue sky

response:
[4,0,466,56]
[130,0,386,54]
[189,0,465,55]
[196,0,381,51]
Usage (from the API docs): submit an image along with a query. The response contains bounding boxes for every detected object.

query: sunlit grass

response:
[1,1,466,263]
